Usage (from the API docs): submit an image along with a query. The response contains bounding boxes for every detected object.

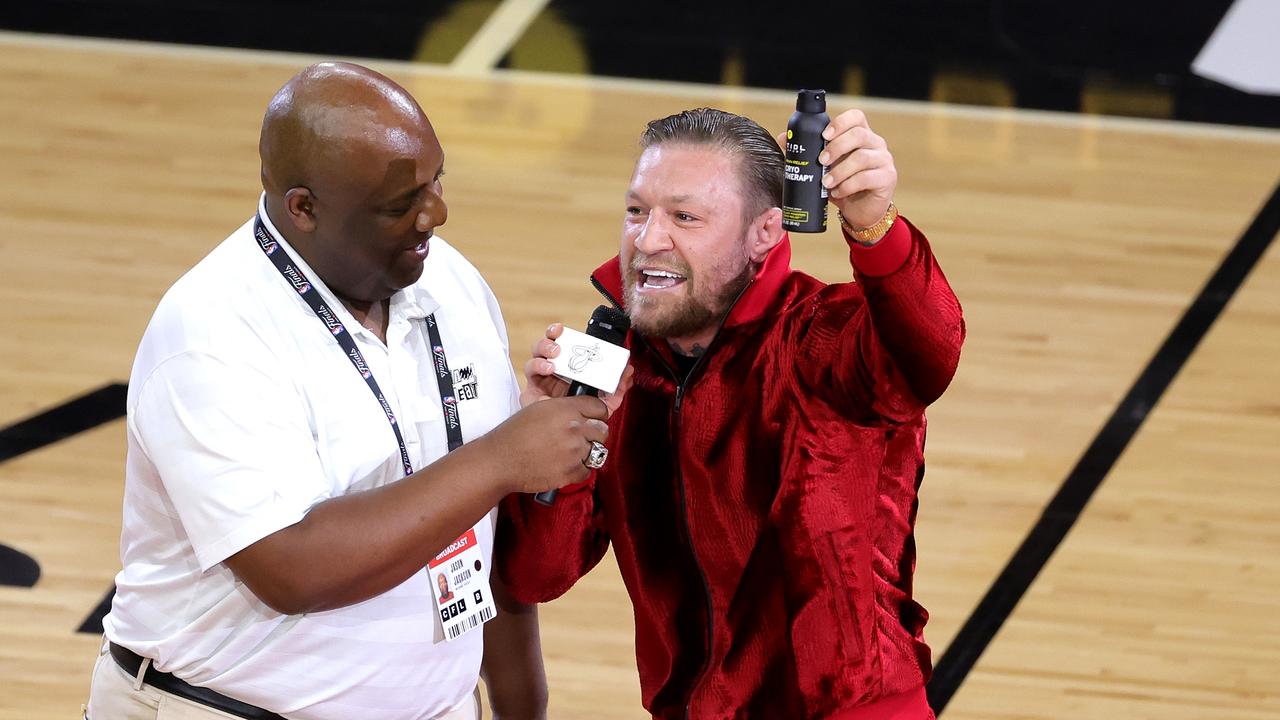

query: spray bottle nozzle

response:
[796,89,826,113]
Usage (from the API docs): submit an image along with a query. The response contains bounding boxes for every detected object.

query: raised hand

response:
[817,109,897,229]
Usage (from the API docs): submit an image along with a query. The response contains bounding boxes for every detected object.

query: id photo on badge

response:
[436,572,455,603]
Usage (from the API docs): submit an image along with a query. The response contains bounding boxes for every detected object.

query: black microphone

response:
[533,304,630,506]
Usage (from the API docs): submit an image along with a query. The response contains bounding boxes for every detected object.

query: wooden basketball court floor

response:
[0,29,1277,720]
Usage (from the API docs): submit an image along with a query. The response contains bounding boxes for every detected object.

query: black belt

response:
[108,642,285,720]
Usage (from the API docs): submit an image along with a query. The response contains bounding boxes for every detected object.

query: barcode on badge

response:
[447,605,495,640]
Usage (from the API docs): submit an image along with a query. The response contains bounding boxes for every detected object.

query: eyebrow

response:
[387,186,422,204]
[625,190,697,205]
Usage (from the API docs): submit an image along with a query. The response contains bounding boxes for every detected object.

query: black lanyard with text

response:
[252,215,465,475]
[423,313,464,453]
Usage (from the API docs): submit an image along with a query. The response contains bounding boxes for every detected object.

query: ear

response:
[747,207,785,263]
[283,187,318,234]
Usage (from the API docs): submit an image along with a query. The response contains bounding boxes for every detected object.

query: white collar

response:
[256,194,440,338]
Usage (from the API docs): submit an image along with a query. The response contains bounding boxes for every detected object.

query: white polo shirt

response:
[104,199,520,720]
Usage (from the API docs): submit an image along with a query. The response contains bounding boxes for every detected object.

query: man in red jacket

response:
[498,106,965,719]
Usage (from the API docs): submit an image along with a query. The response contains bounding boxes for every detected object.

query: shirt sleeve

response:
[130,350,333,571]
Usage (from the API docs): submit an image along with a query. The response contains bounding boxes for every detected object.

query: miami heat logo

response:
[452,364,479,401]
[569,343,603,373]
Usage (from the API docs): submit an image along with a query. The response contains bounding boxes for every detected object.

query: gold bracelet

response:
[838,202,898,246]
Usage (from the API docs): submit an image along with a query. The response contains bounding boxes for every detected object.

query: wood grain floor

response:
[0,31,1277,720]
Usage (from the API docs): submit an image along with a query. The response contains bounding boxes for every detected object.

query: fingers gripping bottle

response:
[782,89,829,233]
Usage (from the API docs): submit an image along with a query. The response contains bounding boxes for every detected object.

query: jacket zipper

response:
[671,383,714,720]
[591,273,749,720]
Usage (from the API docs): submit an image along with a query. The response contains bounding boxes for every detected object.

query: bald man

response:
[84,63,600,720]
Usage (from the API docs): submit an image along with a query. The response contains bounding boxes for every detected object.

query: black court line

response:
[0,383,128,462]
[0,544,41,587]
[79,586,117,635]
[0,384,127,597]
[928,179,1280,715]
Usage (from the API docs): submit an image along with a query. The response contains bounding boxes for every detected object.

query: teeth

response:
[644,270,683,279]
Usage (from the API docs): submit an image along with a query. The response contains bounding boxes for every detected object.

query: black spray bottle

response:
[782,89,829,233]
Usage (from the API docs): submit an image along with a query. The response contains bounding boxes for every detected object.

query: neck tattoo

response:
[669,341,707,358]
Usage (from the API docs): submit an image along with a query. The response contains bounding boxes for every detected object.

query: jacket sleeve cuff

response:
[846,217,912,277]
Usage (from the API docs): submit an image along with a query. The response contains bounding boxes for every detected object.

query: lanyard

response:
[252,215,465,475]
[424,313,465,453]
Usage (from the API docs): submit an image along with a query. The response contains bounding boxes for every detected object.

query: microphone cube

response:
[551,326,631,394]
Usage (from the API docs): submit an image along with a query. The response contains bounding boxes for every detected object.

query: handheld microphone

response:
[533,304,630,506]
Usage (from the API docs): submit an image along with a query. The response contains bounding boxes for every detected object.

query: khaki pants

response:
[84,639,482,720]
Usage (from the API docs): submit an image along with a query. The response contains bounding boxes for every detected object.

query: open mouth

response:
[408,235,432,258]
[639,269,687,291]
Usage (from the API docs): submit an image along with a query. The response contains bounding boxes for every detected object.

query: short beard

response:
[623,256,755,340]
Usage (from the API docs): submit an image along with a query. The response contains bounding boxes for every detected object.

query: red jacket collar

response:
[590,233,794,330]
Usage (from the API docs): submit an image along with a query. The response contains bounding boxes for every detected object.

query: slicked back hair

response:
[640,107,784,223]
